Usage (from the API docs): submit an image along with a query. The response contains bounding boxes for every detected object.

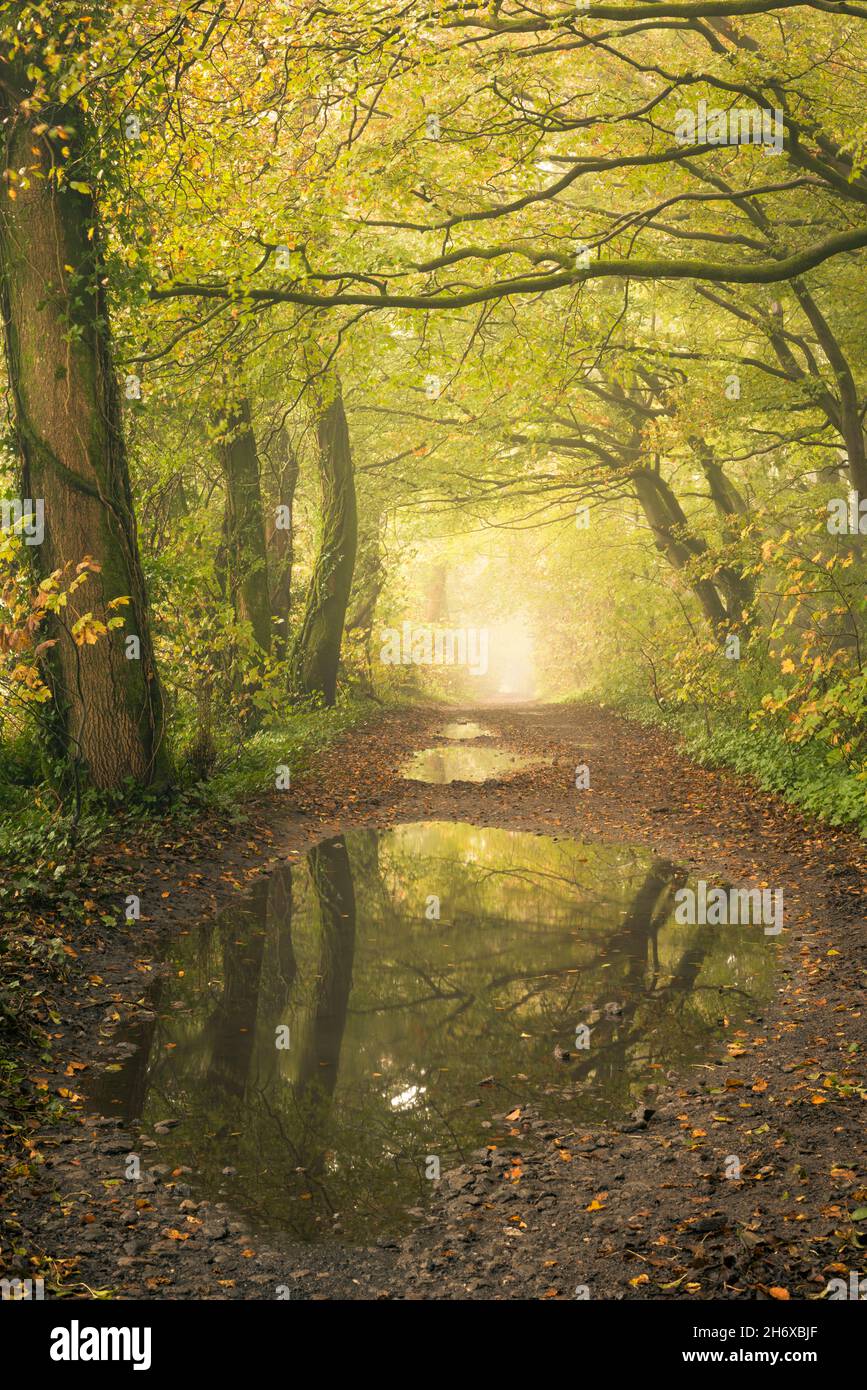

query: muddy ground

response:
[1,703,864,1300]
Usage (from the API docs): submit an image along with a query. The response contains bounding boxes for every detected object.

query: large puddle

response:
[88,823,774,1244]
[402,747,545,782]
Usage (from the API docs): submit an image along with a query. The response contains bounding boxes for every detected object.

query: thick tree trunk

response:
[790,282,867,494]
[631,469,729,629]
[291,377,358,705]
[692,445,749,522]
[265,428,299,660]
[346,509,385,636]
[689,440,756,621]
[345,503,386,690]
[212,398,272,655]
[0,96,168,790]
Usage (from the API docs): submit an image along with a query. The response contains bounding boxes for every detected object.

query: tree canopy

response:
[0,0,863,829]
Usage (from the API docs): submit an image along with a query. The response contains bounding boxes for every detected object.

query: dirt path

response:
[3,703,864,1300]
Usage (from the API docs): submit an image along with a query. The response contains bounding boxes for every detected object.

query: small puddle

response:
[87,825,774,1244]
[436,721,493,740]
[402,747,545,782]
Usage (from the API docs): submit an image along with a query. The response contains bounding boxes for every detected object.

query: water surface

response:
[88,823,774,1244]
[402,746,545,782]
[436,721,493,740]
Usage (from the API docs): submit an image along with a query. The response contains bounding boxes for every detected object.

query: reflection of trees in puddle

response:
[88,825,774,1243]
[290,837,356,1176]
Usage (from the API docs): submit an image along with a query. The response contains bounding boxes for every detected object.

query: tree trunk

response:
[689,440,756,621]
[265,428,299,660]
[346,509,386,636]
[0,95,168,790]
[424,561,448,623]
[631,469,729,629]
[346,502,386,690]
[212,398,272,655]
[790,282,867,494]
[291,376,358,705]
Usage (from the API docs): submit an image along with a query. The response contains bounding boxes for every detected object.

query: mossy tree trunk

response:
[291,375,358,705]
[345,502,386,691]
[631,468,729,630]
[265,427,299,661]
[212,397,272,656]
[0,93,168,790]
[689,440,755,622]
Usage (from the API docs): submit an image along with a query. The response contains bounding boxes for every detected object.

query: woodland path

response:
[4,704,864,1300]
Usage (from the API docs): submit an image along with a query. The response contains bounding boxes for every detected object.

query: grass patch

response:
[562,691,867,836]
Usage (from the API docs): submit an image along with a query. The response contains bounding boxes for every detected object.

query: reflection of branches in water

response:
[259,1076,432,1229]
[421,1095,471,1166]
[397,928,593,970]
[204,1080,411,1242]
[378,961,465,1003]
[361,858,686,1049]
[568,923,725,1096]
[255,1085,336,1218]
[381,840,655,925]
[474,976,572,1025]
[221,1078,420,1236]
[348,955,613,1042]
[441,956,619,1030]
[469,862,634,910]
[349,989,464,1016]
[398,840,649,888]
[379,896,608,949]
[691,984,757,1001]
